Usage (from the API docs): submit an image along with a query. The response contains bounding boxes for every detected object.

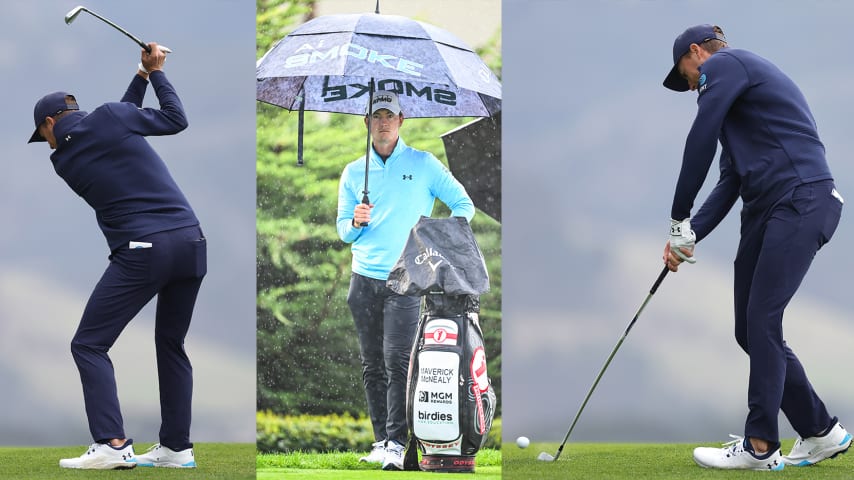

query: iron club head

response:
[63,5,173,54]
[537,451,556,462]
[64,6,86,25]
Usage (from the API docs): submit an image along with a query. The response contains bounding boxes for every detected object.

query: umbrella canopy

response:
[441,111,501,222]
[256,11,502,207]
[256,13,501,118]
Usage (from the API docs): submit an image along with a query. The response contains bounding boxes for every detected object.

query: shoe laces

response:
[722,434,747,454]
[143,443,163,454]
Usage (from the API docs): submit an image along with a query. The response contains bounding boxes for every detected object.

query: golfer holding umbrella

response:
[337,91,474,471]
[662,24,851,470]
[29,44,204,470]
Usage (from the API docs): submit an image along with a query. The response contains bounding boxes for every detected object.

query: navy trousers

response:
[734,180,842,444]
[71,225,206,450]
[347,273,420,445]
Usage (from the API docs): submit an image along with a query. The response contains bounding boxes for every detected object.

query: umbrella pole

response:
[297,91,305,166]
[360,80,375,226]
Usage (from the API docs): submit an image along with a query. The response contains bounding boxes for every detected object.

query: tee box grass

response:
[0,443,254,480]
[502,440,853,479]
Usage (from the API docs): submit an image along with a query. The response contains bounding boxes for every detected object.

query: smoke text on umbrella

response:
[322,79,457,108]
[287,42,425,77]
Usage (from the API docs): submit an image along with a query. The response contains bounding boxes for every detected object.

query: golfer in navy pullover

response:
[30,44,204,470]
[662,25,851,471]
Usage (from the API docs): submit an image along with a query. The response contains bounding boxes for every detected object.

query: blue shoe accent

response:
[137,462,154,467]
[771,461,785,471]
[795,460,812,466]
[181,460,197,467]
[839,433,852,446]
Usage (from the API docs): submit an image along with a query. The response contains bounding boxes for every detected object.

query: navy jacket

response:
[671,48,833,241]
[50,71,199,252]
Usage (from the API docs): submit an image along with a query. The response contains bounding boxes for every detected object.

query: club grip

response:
[650,266,669,295]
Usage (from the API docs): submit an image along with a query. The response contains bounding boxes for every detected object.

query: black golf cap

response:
[29,91,79,143]
[663,24,726,92]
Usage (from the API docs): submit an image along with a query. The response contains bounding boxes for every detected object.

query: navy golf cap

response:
[28,91,79,143]
[663,24,727,91]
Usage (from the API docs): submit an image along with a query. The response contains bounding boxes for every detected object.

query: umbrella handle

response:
[361,80,375,227]
[359,194,369,227]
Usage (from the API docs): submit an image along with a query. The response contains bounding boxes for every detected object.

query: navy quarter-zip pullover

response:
[672,48,833,239]
[49,70,199,252]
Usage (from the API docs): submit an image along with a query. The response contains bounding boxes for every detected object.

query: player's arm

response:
[691,150,740,242]
[115,43,188,136]
[428,154,475,221]
[671,52,749,221]
[337,165,363,243]
[120,73,148,106]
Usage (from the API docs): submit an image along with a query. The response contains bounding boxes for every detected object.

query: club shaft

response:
[552,266,668,461]
[81,8,150,52]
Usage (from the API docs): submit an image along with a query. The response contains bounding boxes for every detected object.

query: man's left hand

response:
[669,218,697,265]
[141,42,166,73]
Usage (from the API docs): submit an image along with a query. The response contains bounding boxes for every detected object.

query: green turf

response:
[502,440,853,479]
[257,448,501,479]
[0,442,255,480]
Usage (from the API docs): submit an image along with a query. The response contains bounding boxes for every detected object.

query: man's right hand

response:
[141,42,167,73]
[353,203,373,227]
[663,241,695,272]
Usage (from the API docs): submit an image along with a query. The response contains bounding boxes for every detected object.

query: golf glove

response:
[670,218,696,264]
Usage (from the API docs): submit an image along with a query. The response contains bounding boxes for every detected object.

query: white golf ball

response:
[516,436,530,448]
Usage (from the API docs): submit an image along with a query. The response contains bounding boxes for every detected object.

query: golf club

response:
[538,265,669,462]
[65,6,171,54]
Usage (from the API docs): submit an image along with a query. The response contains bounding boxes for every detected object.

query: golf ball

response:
[516,436,530,448]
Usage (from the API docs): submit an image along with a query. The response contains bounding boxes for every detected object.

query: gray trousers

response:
[347,273,420,445]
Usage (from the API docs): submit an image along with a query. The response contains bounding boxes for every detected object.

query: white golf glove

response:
[670,218,697,264]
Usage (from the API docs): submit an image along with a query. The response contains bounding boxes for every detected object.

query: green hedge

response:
[257,411,502,454]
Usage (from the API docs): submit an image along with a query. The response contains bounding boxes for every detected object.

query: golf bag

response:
[387,216,496,473]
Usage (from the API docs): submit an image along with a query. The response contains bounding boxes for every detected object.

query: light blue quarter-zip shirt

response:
[337,137,475,280]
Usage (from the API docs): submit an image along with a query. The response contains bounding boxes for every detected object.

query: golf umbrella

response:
[441,111,501,222]
[256,11,501,203]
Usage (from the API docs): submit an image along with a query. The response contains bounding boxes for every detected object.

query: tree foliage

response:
[256,0,503,419]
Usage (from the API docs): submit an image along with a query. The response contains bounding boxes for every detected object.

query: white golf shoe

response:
[359,440,386,463]
[382,440,405,471]
[693,435,784,471]
[135,443,196,468]
[59,441,137,469]
[783,421,852,466]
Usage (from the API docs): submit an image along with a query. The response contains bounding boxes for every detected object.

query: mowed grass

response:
[0,443,255,480]
[257,448,501,479]
[502,440,853,479]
